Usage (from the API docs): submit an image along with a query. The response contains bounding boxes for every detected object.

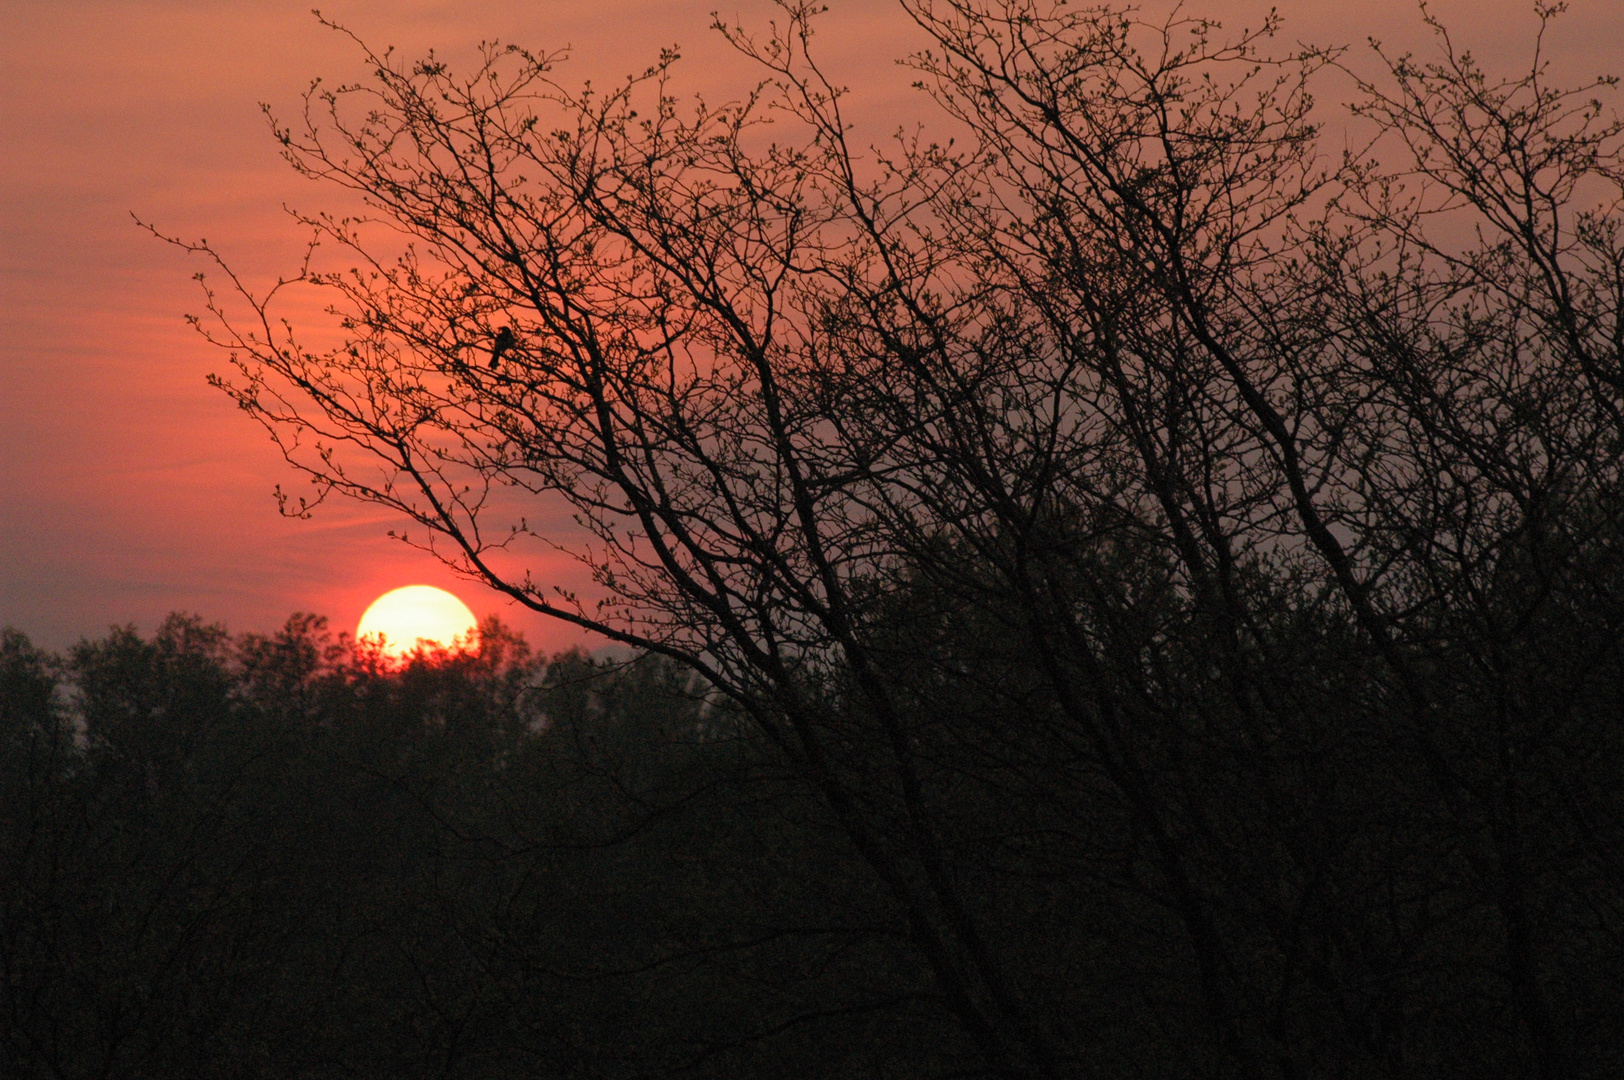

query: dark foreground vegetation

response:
[3,598,1621,1079]
[5,616,892,1079]
[89,0,1624,1075]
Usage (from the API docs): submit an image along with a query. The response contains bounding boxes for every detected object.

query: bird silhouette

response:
[489,325,517,368]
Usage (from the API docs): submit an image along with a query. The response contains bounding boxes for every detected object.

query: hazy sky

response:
[4,0,1622,653]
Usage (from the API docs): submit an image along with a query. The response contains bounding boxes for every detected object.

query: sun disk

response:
[356,585,479,661]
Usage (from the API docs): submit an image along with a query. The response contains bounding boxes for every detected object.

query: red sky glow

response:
[4,0,1622,652]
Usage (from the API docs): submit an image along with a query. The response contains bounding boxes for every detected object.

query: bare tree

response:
[162,3,1624,1075]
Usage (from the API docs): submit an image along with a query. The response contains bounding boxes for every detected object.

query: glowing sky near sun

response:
[3,0,1622,650]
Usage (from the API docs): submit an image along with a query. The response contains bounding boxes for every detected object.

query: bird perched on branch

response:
[489,325,517,368]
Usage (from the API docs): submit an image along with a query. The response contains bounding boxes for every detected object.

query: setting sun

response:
[356,585,479,661]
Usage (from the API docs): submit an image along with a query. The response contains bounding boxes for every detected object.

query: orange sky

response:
[4,0,1621,653]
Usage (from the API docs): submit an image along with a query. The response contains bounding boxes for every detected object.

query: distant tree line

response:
[3,589,1620,1079]
[4,615,948,1079]
[106,0,1624,1075]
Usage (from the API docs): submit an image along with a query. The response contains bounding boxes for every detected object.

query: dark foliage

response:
[2,582,1620,1077]
[0,618,961,1079]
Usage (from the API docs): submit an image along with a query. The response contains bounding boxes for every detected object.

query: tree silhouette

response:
[151,2,1624,1076]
